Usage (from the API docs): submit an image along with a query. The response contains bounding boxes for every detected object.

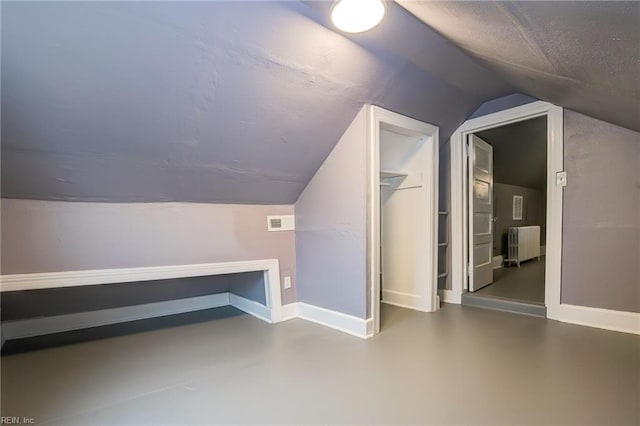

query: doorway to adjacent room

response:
[466,116,547,313]
[449,101,565,317]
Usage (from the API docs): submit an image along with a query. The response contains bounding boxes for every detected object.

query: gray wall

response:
[477,116,547,190]
[227,272,266,305]
[295,107,367,319]
[493,183,546,257]
[1,1,512,205]
[561,111,640,313]
[0,200,296,305]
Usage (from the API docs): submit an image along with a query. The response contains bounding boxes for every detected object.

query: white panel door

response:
[469,134,494,292]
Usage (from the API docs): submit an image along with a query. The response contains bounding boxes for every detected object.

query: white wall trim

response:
[492,255,504,270]
[2,293,231,340]
[0,259,284,323]
[0,260,279,291]
[381,298,431,312]
[366,316,374,337]
[280,303,299,322]
[297,303,372,339]
[6,294,634,348]
[229,294,272,323]
[450,101,563,312]
[2,296,382,343]
[438,289,461,304]
[254,300,375,339]
[368,105,439,335]
[549,304,640,335]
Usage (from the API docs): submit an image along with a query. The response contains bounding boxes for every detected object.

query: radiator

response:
[507,226,540,267]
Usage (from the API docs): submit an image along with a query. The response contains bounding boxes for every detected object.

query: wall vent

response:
[270,218,282,229]
[267,215,295,231]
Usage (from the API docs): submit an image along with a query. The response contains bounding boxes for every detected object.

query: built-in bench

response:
[1,260,286,349]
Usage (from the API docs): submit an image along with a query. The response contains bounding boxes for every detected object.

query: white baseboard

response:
[381,290,432,312]
[2,294,379,343]
[229,293,272,323]
[438,289,461,304]
[548,303,640,335]
[380,299,429,312]
[280,303,299,321]
[296,303,371,339]
[244,301,372,339]
[2,293,231,340]
[366,317,374,337]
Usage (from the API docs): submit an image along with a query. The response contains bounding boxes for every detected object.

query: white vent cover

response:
[267,215,295,231]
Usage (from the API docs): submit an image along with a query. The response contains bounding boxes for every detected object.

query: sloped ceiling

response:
[1,1,513,204]
[398,0,640,133]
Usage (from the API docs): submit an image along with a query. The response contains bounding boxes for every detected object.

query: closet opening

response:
[368,107,439,335]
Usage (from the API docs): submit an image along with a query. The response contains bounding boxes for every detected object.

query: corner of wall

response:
[294,105,369,319]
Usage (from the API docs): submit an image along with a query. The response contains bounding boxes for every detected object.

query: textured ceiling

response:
[476,116,547,191]
[398,0,640,133]
[1,1,513,204]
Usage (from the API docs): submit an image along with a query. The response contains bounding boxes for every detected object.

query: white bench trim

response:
[1,261,382,341]
[0,259,284,323]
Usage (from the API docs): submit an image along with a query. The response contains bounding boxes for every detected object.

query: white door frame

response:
[448,101,564,313]
[367,105,439,335]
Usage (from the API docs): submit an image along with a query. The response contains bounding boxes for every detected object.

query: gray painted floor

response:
[475,257,545,304]
[2,304,639,425]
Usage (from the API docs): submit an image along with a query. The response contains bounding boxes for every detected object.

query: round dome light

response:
[331,0,386,34]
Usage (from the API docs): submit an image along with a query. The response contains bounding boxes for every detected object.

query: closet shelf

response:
[380,170,423,190]
[380,171,406,187]
[380,171,407,180]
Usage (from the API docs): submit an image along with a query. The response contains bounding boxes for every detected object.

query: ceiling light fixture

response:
[331,0,386,34]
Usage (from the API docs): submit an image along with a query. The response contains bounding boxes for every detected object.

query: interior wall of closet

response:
[379,127,433,312]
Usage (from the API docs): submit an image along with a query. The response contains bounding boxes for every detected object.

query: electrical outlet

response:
[283,276,292,289]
